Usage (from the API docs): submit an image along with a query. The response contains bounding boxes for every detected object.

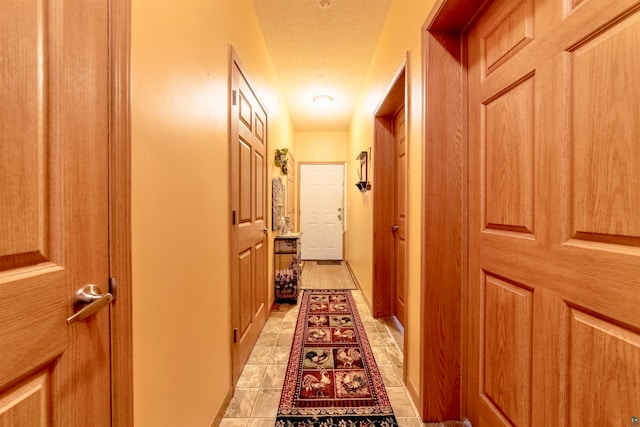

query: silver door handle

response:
[263,227,269,234]
[67,284,113,325]
[391,225,399,232]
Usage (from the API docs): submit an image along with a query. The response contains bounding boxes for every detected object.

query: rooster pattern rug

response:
[276,290,398,427]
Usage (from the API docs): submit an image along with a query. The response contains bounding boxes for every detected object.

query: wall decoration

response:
[272,177,286,230]
[275,148,289,175]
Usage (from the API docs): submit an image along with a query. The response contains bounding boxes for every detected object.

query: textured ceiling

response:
[252,0,392,131]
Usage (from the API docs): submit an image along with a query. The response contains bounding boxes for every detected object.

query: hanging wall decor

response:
[272,177,286,230]
[356,148,372,192]
[275,148,289,175]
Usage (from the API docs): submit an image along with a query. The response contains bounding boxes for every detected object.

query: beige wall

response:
[131,1,294,425]
[295,131,348,162]
[346,0,437,414]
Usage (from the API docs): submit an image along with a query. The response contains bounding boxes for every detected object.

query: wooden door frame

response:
[109,0,133,425]
[372,59,406,319]
[419,0,485,421]
[297,162,346,260]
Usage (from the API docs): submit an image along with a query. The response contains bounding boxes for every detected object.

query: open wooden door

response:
[372,64,406,321]
[0,0,129,425]
[230,52,269,384]
[466,0,640,425]
[392,105,407,326]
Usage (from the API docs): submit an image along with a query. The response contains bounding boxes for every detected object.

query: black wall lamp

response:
[356,148,371,192]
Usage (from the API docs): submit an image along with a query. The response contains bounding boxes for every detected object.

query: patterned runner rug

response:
[277,289,398,427]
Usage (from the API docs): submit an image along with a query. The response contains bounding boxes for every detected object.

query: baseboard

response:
[405,376,421,419]
[345,260,360,289]
[210,386,234,427]
[345,260,372,309]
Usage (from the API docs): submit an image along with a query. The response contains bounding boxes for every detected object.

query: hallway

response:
[126,0,640,425]
[220,290,419,427]
[3,0,640,425]
[128,1,437,424]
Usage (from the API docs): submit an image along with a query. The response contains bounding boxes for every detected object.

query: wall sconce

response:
[356,149,371,192]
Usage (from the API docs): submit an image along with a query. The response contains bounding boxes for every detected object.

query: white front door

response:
[300,164,344,260]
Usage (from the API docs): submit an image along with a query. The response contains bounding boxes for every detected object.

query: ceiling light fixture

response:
[313,95,334,106]
[317,0,333,9]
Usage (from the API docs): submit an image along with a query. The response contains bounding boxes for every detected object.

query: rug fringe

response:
[424,419,472,427]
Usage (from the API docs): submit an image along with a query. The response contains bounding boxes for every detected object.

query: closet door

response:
[230,54,269,384]
[467,0,640,425]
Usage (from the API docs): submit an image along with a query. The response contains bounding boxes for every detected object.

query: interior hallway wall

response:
[131,1,294,426]
[295,131,348,162]
[347,0,437,414]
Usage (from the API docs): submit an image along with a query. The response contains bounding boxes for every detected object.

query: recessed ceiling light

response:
[313,95,334,106]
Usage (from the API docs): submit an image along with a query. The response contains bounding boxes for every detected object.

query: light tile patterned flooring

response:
[220,290,423,427]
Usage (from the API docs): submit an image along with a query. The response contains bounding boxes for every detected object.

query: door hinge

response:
[109,277,118,302]
[232,210,237,225]
[233,328,238,343]
[232,90,237,106]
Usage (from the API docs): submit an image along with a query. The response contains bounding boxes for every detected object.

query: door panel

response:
[239,140,252,221]
[568,309,640,425]
[480,275,532,427]
[0,0,111,425]
[255,240,267,320]
[571,15,640,242]
[231,56,268,384]
[484,76,534,234]
[239,250,253,335]
[0,372,50,425]
[467,0,640,425]
[255,153,265,221]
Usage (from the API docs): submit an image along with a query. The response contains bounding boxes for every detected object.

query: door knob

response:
[66,284,113,325]
[391,225,399,232]
[263,227,269,234]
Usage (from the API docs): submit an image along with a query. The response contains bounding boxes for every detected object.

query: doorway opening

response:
[372,62,407,333]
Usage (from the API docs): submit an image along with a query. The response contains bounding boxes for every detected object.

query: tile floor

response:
[220,290,424,427]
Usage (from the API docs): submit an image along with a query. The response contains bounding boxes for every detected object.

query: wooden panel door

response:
[467,0,640,425]
[372,66,405,320]
[0,0,113,425]
[230,55,269,384]
[393,106,407,326]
